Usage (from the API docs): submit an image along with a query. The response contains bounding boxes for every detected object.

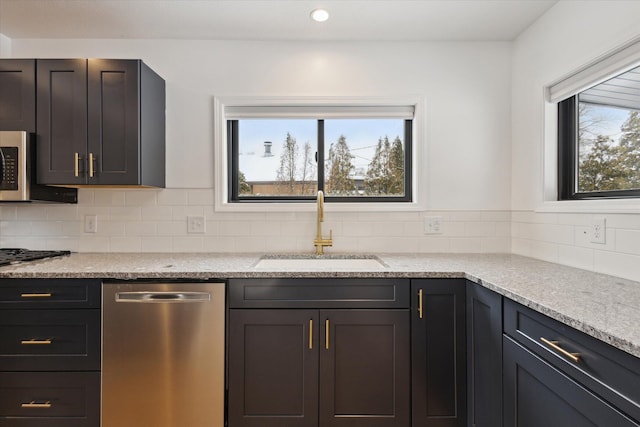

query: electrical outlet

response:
[84,215,98,233]
[187,216,206,234]
[590,218,606,244]
[424,216,443,235]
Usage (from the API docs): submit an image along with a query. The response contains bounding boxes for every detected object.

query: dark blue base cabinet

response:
[503,337,637,427]
[0,279,101,427]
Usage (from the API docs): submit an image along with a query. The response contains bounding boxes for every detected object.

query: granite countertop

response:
[0,252,638,358]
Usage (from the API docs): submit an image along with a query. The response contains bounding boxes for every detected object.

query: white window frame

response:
[540,37,640,214]
[213,95,427,213]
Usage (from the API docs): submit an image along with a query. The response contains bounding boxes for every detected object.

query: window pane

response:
[576,65,640,194]
[577,102,640,193]
[324,119,406,197]
[236,119,318,197]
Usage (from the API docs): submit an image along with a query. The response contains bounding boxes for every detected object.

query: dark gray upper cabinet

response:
[411,279,466,427]
[0,59,36,132]
[37,59,165,187]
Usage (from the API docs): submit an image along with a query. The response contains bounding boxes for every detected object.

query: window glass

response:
[324,119,405,197]
[236,119,317,197]
[230,117,411,202]
[559,64,640,199]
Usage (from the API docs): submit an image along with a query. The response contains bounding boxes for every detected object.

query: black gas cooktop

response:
[0,248,71,266]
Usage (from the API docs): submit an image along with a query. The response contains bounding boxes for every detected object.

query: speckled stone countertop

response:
[0,252,638,358]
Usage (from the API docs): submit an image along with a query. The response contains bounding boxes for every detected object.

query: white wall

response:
[511,1,640,282]
[0,39,513,254]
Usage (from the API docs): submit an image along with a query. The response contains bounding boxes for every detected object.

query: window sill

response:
[536,199,640,214]
[214,200,426,213]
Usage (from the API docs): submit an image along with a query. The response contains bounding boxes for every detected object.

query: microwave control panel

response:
[0,147,19,191]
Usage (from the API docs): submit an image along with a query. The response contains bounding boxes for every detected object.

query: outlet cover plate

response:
[424,216,443,235]
[590,218,606,244]
[187,216,206,234]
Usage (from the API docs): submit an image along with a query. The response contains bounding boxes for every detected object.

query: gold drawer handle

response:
[418,288,423,319]
[21,339,53,345]
[540,337,580,363]
[309,319,313,350]
[21,401,52,409]
[20,293,52,298]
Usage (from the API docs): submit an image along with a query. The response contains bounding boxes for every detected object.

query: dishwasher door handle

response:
[116,291,211,303]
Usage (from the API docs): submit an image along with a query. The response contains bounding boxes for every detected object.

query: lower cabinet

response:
[411,279,466,427]
[227,278,411,427]
[0,279,102,427]
[503,336,638,427]
[466,281,502,427]
[0,372,100,427]
[228,308,410,427]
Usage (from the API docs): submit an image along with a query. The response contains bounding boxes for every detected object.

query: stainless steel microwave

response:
[0,131,77,203]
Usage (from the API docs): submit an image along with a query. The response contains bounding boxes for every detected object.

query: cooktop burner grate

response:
[0,248,71,266]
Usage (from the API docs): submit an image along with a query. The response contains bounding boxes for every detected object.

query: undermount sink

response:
[253,255,387,270]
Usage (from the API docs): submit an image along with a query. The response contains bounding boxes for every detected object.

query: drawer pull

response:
[21,339,53,345]
[540,337,580,363]
[418,288,423,319]
[21,401,52,409]
[309,319,313,350]
[20,293,52,298]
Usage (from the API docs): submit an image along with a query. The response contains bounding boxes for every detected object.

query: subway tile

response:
[78,236,110,252]
[557,245,594,271]
[172,237,204,252]
[125,190,158,207]
[140,237,174,252]
[109,237,142,252]
[16,206,48,220]
[94,190,126,206]
[141,206,173,221]
[108,207,142,222]
[187,189,214,206]
[594,250,640,282]
[46,206,78,221]
[615,229,640,256]
[157,189,188,206]
[76,189,94,205]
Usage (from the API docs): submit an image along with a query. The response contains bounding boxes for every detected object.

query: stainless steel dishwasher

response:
[102,282,225,427]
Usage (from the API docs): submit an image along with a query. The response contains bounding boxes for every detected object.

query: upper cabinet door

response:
[0,59,36,132]
[36,59,88,185]
[87,59,140,185]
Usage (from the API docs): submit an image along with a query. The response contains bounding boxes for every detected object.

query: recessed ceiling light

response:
[310,8,329,23]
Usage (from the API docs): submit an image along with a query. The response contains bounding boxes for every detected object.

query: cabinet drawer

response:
[504,299,640,422]
[0,310,100,371]
[229,278,410,308]
[0,279,101,308]
[0,371,99,427]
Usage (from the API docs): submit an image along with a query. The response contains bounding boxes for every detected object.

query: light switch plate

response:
[84,215,98,233]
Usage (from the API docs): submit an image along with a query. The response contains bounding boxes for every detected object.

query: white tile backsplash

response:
[512,210,640,282]
[3,189,640,282]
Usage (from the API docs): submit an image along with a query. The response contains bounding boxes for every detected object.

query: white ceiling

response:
[0,0,558,42]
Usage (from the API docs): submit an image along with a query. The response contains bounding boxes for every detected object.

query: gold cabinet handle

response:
[309,319,313,350]
[89,152,95,177]
[21,339,53,345]
[21,401,52,409]
[20,293,52,298]
[325,319,330,350]
[74,152,81,177]
[540,337,580,363]
[418,289,423,319]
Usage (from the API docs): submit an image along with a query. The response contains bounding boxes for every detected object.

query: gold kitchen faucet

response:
[314,190,333,255]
